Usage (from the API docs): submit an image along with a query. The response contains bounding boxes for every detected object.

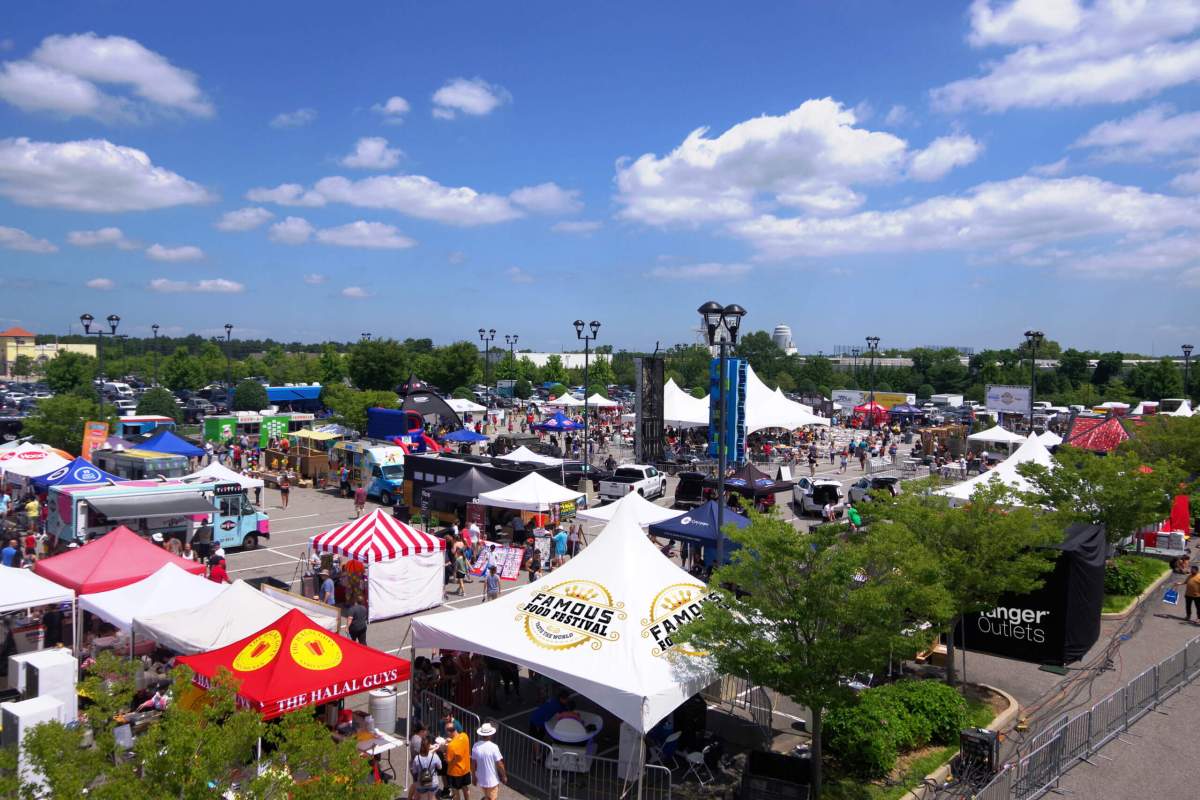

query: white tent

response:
[475,471,583,511]
[745,365,829,432]
[576,490,680,526]
[78,563,225,633]
[774,386,814,414]
[180,461,265,490]
[938,434,1054,503]
[0,565,74,614]
[447,397,486,414]
[545,394,585,408]
[133,580,337,654]
[411,499,716,732]
[967,426,1027,446]
[495,446,564,466]
[0,443,70,483]
[587,393,621,409]
[1165,400,1194,417]
[663,378,709,427]
[1037,430,1063,447]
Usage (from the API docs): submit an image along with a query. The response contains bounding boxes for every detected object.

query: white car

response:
[597,464,667,502]
[792,477,845,517]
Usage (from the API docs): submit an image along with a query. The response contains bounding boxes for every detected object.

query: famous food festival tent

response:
[937,433,1054,504]
[30,456,120,491]
[133,579,337,654]
[308,509,445,620]
[663,379,710,427]
[0,565,74,615]
[78,563,225,633]
[180,460,265,490]
[576,489,681,527]
[0,442,71,485]
[967,425,1027,447]
[177,609,410,719]
[138,429,205,458]
[411,494,717,733]
[495,445,564,466]
[35,526,206,594]
[475,470,584,512]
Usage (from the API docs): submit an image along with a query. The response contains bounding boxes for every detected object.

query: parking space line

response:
[265,548,301,561]
[271,513,319,522]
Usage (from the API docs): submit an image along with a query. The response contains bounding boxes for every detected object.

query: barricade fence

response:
[970,634,1200,800]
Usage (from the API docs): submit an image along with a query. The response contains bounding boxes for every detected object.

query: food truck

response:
[47,481,270,550]
[329,441,405,505]
[92,448,191,481]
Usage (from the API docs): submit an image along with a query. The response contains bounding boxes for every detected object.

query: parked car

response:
[792,477,845,516]
[597,464,667,502]
[672,471,708,510]
[561,461,611,491]
[487,433,561,459]
[847,475,902,504]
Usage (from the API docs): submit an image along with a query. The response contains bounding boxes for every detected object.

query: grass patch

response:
[824,696,994,800]
[1102,555,1169,613]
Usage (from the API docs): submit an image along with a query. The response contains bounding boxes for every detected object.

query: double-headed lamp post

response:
[574,320,601,461]
[865,336,880,427]
[80,313,121,420]
[505,334,518,373]
[1024,330,1044,426]
[151,323,160,387]
[1183,344,1194,400]
[698,301,746,567]
[478,328,496,396]
[361,332,372,342]
[223,323,234,391]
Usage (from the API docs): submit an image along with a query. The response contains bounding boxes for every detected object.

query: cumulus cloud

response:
[270,108,317,128]
[432,77,510,119]
[0,225,56,253]
[506,267,534,284]
[215,207,274,232]
[551,220,602,235]
[1171,170,1200,193]
[0,32,211,120]
[340,136,403,170]
[67,226,139,249]
[149,277,244,293]
[86,277,115,290]
[1074,104,1200,162]
[0,137,212,212]
[303,273,327,285]
[1031,157,1069,176]
[647,262,752,280]
[268,216,314,245]
[908,135,984,181]
[315,220,415,249]
[933,0,1200,111]
[372,95,410,123]
[341,286,371,298]
[245,183,326,207]
[146,243,204,262]
[883,104,912,127]
[509,182,582,214]
[312,174,521,225]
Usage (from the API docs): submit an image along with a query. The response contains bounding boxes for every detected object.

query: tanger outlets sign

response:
[975,605,1050,645]
[517,580,625,651]
[641,583,712,657]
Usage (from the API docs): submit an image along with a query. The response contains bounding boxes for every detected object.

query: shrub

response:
[548,383,568,399]
[882,679,968,744]
[232,380,268,412]
[1105,558,1140,596]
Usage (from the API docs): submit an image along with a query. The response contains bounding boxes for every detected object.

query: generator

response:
[958,727,1000,776]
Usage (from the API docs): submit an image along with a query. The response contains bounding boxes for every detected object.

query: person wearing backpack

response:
[410,736,443,798]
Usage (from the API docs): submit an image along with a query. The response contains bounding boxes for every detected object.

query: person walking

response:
[483,565,501,603]
[354,484,367,518]
[278,474,291,510]
[345,595,368,644]
[470,724,507,800]
[453,549,469,596]
[1180,566,1200,623]
[410,736,443,799]
[442,721,472,800]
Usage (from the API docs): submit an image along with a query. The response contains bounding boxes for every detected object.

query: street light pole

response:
[505,334,518,371]
[866,336,880,429]
[79,313,121,422]
[151,323,160,387]
[223,323,234,392]
[851,346,860,382]
[361,332,372,342]
[699,301,746,568]
[574,321,601,462]
[1183,344,1193,400]
[478,328,496,396]
[1024,330,1044,427]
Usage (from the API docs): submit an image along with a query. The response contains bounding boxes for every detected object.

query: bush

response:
[883,679,968,743]
[548,383,568,399]
[1105,558,1140,596]
[232,380,268,412]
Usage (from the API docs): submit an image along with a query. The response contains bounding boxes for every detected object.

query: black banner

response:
[635,357,664,464]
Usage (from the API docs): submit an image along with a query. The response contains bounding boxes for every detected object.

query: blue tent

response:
[441,428,489,443]
[534,411,584,432]
[32,456,120,491]
[648,500,750,565]
[139,429,205,458]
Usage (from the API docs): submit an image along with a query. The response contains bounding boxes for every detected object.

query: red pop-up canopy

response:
[34,526,206,594]
[177,609,410,719]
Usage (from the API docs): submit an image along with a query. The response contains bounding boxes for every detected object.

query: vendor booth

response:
[180,461,265,491]
[30,456,120,491]
[35,526,206,594]
[495,445,564,466]
[475,470,584,512]
[576,490,680,527]
[0,442,71,487]
[0,565,75,656]
[78,563,225,634]
[308,509,445,621]
[1064,416,1130,453]
[648,500,750,566]
[534,411,584,432]
[967,425,1026,449]
[178,609,410,719]
[938,433,1054,505]
[426,467,505,511]
[138,429,205,459]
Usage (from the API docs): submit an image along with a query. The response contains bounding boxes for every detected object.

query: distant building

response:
[771,324,797,355]
[513,352,611,370]
[0,327,97,377]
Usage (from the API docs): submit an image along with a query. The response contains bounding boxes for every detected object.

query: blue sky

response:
[2,1,1200,354]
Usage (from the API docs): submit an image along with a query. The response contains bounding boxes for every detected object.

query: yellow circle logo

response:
[232,630,283,672]
[290,629,343,671]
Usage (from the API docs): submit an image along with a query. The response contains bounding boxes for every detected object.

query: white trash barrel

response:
[369,688,398,734]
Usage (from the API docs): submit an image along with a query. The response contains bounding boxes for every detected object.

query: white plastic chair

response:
[682,745,714,784]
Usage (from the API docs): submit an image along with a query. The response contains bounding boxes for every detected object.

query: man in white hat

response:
[470,723,506,799]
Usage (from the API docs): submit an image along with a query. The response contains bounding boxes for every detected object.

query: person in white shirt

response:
[471,723,507,799]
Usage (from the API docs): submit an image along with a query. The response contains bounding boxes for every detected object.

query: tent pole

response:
[636,736,645,800]
[404,640,415,793]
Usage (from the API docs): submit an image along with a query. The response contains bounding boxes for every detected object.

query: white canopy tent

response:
[180,461,265,490]
[132,580,337,654]
[0,565,74,614]
[544,394,585,408]
[0,443,71,484]
[663,378,709,427]
[78,563,225,633]
[967,426,1027,447]
[446,397,486,414]
[411,498,716,732]
[938,434,1054,504]
[475,471,583,511]
[495,446,564,466]
[1165,400,1194,417]
[745,365,829,432]
[1037,430,1063,447]
[586,393,621,409]
[576,489,681,527]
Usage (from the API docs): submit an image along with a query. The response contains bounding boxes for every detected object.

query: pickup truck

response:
[598,464,667,502]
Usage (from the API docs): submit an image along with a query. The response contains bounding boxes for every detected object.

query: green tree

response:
[514,378,532,399]
[317,344,346,386]
[322,384,398,432]
[735,330,783,380]
[22,394,101,452]
[198,340,229,385]
[1127,356,1184,400]
[11,354,35,378]
[799,356,835,393]
[1057,348,1092,386]
[44,351,96,395]
[161,346,206,392]
[610,349,638,386]
[135,386,181,422]
[1120,415,1200,475]
[677,515,951,798]
[690,386,707,399]
[347,338,408,391]
[233,379,269,411]
[1091,351,1124,386]
[586,354,616,389]
[541,354,568,385]
[665,344,712,389]
[426,341,481,392]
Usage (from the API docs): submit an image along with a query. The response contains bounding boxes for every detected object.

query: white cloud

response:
[303,273,327,285]
[908,135,984,181]
[0,33,211,120]
[0,137,212,212]
[1031,157,1069,176]
[432,77,510,119]
[313,173,521,225]
[647,262,752,280]
[934,0,1200,111]
[1074,104,1200,161]
[86,277,114,290]
[149,277,244,293]
[0,225,56,253]
[509,182,582,214]
[447,250,466,264]
[245,183,326,207]
[146,243,204,262]
[883,104,912,127]
[215,206,273,232]
[372,95,410,123]
[67,226,139,249]
[268,216,314,245]
[551,220,602,235]
[506,267,534,284]
[1060,233,1200,276]
[341,286,371,299]
[1171,169,1200,193]
[340,136,403,170]
[270,108,317,128]
[315,220,415,249]
[729,175,1200,260]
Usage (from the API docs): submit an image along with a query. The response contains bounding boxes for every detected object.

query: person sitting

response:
[528,689,570,737]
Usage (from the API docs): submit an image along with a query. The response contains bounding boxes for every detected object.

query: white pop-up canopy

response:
[447,397,486,414]
[181,461,265,490]
[939,434,1054,503]
[545,394,584,408]
[79,563,225,633]
[0,442,71,481]
[496,446,564,466]
[663,379,710,427]
[412,498,716,732]
[133,580,337,654]
[967,425,1027,446]
[475,471,583,511]
[0,565,74,614]
[586,393,621,409]
[576,490,680,527]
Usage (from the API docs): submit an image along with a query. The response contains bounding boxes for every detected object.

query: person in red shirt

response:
[208,558,230,583]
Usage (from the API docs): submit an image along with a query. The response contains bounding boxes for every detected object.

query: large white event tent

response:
[544,393,585,408]
[1165,400,1194,417]
[663,378,710,427]
[576,490,680,527]
[133,580,337,654]
[587,393,621,409]
[938,434,1054,504]
[744,365,830,432]
[78,563,225,633]
[967,425,1027,447]
[475,470,584,511]
[180,461,265,490]
[495,446,564,466]
[1037,430,1064,447]
[0,565,74,615]
[411,495,716,732]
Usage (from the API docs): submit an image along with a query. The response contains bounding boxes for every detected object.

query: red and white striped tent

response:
[309,509,446,621]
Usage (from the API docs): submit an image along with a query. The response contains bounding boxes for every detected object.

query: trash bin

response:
[392,503,410,523]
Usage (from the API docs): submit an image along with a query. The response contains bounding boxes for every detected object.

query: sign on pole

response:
[985,385,1032,415]
[80,420,109,462]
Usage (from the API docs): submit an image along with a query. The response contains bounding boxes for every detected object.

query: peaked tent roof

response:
[446,397,486,414]
[309,508,444,563]
[968,425,1027,446]
[177,608,410,719]
[714,462,794,496]
[78,563,225,632]
[496,445,564,466]
[648,500,750,544]
[1037,430,1064,447]
[0,442,71,479]
[428,467,506,504]
[474,470,583,511]
[441,428,489,442]
[534,411,584,431]
[663,379,709,427]
[745,364,830,432]
[31,456,120,491]
[139,429,205,458]
[95,435,136,452]
[34,526,206,593]
[544,393,584,407]
[0,565,74,613]
[1164,400,1193,417]
[181,460,265,490]
[1064,416,1130,453]
[938,433,1054,502]
[586,393,621,408]
[412,498,716,732]
[576,489,681,526]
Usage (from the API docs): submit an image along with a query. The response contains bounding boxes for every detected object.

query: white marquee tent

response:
[495,446,564,466]
[180,461,265,491]
[744,365,830,432]
[938,434,1054,504]
[79,563,225,633]
[663,378,709,427]
[446,397,486,414]
[967,425,1027,447]
[0,565,74,614]
[545,394,585,408]
[587,393,621,409]
[1037,430,1064,447]
[475,471,584,512]
[1165,400,1194,417]
[411,497,716,732]
[576,489,681,527]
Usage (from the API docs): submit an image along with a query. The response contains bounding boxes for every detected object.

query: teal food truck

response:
[329,441,405,505]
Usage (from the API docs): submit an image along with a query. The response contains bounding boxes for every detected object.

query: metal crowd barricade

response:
[493,717,556,800]
[549,753,672,800]
[1123,666,1157,725]
[1158,650,1187,701]
[1012,737,1064,800]
[1188,637,1200,681]
[1087,687,1125,753]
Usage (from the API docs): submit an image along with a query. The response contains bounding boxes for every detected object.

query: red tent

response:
[1064,416,1130,453]
[310,508,443,564]
[176,608,410,719]
[1168,495,1191,533]
[34,526,206,594]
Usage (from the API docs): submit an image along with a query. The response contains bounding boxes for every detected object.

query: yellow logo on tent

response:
[290,629,343,671]
[232,630,283,672]
[516,580,625,651]
[641,582,711,658]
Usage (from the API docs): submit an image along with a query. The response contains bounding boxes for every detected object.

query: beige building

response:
[0,327,97,377]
